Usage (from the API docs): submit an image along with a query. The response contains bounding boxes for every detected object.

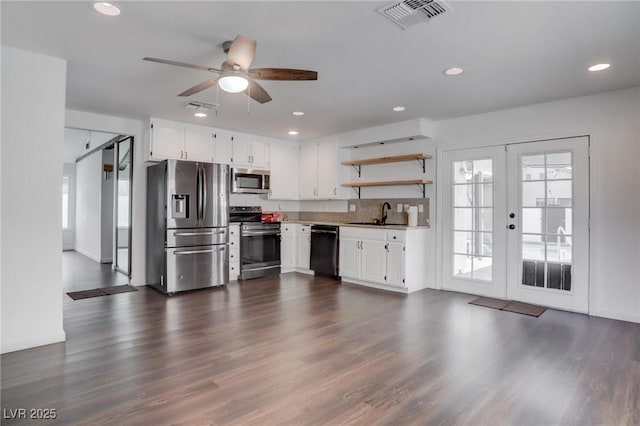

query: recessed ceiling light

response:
[392,106,406,112]
[588,63,610,72]
[194,112,207,118]
[92,2,121,16]
[292,111,305,116]
[444,67,464,76]
[288,131,299,135]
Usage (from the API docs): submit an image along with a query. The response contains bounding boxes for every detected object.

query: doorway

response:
[441,136,590,313]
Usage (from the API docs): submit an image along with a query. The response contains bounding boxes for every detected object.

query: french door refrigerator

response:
[146,160,229,294]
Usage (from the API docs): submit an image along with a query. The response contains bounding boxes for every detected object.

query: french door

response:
[442,137,590,313]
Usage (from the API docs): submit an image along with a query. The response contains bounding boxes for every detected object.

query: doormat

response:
[469,296,510,310]
[501,301,547,317]
[67,285,138,300]
[469,297,547,317]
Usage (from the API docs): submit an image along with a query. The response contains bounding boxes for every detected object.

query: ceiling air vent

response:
[183,100,217,110]
[377,0,453,30]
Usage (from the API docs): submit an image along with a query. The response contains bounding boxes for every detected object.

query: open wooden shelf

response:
[342,179,433,188]
[341,153,432,167]
[342,179,433,198]
[342,153,431,177]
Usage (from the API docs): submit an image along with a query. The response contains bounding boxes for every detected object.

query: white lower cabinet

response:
[229,224,240,281]
[296,225,311,270]
[281,224,296,272]
[339,226,428,293]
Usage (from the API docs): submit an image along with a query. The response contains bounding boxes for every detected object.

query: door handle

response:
[509,212,516,218]
[174,231,214,236]
[508,224,516,230]
[174,248,215,255]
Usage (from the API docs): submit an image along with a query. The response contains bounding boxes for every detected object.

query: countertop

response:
[282,220,429,230]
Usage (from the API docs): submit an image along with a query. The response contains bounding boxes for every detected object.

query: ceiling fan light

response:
[92,2,121,16]
[218,75,249,93]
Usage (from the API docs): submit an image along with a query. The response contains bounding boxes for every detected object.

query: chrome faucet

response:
[381,202,392,225]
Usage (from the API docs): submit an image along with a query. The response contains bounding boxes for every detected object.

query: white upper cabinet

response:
[148,118,214,163]
[298,137,346,200]
[184,123,215,162]
[231,133,269,169]
[213,128,233,165]
[299,142,318,199]
[148,118,184,161]
[269,139,299,200]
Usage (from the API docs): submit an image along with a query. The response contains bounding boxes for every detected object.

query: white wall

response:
[1,47,67,353]
[433,87,640,323]
[74,151,102,262]
[65,110,145,284]
[62,163,76,250]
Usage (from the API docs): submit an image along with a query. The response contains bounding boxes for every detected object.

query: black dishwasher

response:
[310,225,340,279]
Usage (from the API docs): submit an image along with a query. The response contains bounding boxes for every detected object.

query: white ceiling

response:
[3,1,639,140]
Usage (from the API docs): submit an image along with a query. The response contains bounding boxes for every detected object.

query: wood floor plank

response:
[1,273,639,425]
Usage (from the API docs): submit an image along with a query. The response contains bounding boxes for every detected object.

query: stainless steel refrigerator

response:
[146,160,229,294]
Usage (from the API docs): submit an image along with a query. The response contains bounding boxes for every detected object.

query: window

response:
[62,176,70,228]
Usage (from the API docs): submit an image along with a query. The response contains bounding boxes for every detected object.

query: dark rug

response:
[469,296,510,310]
[67,285,138,300]
[101,285,139,295]
[469,297,547,317]
[501,301,547,317]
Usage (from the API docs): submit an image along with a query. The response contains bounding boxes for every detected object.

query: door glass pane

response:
[472,256,493,281]
[477,232,493,256]
[454,185,474,207]
[546,235,572,262]
[547,180,572,206]
[453,231,474,254]
[546,207,572,234]
[522,155,545,180]
[477,183,493,207]
[546,152,572,180]
[454,208,473,231]
[479,208,493,232]
[522,208,544,233]
[453,254,473,278]
[453,161,473,183]
[473,159,493,182]
[522,234,545,260]
[522,181,545,207]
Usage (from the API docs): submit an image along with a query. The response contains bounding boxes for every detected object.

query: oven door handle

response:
[243,230,282,236]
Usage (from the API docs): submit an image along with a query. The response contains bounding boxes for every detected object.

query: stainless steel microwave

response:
[230,168,270,194]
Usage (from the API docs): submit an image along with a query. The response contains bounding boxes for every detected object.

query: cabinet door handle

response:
[180,150,183,159]
[185,151,188,159]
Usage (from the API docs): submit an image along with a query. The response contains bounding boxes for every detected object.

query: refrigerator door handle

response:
[173,231,215,236]
[201,165,207,224]
[174,248,217,255]
[196,165,203,223]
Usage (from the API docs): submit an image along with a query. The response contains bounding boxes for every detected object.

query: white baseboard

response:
[74,247,101,263]
[100,257,113,264]
[591,309,640,324]
[1,329,66,354]
[341,277,409,294]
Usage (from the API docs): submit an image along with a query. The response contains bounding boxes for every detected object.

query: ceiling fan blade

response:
[143,57,220,73]
[178,78,219,97]
[226,35,257,70]
[245,80,272,104]
[248,68,318,81]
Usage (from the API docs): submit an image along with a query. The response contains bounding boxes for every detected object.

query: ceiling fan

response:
[143,35,317,104]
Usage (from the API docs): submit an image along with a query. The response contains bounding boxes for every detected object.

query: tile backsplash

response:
[287,198,430,226]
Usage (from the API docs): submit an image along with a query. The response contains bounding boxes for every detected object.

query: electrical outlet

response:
[396,204,403,213]
[418,204,424,213]
[349,204,356,212]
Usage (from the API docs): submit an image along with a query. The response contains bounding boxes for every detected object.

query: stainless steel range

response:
[229,206,281,280]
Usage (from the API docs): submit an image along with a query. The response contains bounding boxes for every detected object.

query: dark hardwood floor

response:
[62,250,129,292]
[2,273,638,425]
